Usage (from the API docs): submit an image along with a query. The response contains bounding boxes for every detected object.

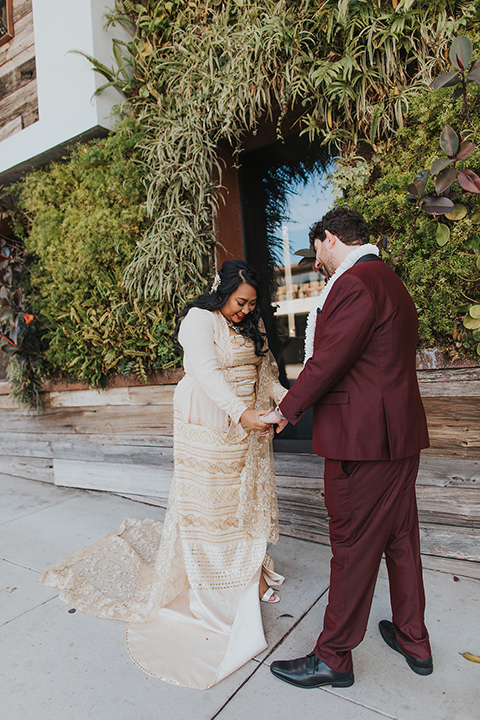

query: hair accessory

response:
[210,272,221,293]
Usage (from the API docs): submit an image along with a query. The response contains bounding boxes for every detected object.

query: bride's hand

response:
[240,409,273,436]
[259,409,288,434]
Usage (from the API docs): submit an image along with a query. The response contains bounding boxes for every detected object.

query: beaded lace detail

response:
[42,312,286,620]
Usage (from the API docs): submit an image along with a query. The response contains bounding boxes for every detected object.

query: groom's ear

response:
[324,229,339,248]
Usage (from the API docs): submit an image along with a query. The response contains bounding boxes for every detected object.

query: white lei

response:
[303,243,380,363]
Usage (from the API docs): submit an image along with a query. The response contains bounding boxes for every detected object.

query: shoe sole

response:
[406,658,433,676]
[379,623,433,676]
[270,669,354,688]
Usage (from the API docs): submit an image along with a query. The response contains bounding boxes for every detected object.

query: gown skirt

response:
[41,311,285,689]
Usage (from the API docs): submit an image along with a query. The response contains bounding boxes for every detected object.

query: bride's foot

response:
[259,575,280,603]
[260,587,280,603]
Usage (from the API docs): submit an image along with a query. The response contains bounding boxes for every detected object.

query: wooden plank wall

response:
[0,367,479,578]
[0,0,38,141]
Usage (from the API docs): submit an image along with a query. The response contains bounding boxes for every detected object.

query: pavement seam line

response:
[0,594,58,629]
[1,557,43,573]
[322,688,399,720]
[209,661,265,720]
[259,584,330,666]
[208,587,330,719]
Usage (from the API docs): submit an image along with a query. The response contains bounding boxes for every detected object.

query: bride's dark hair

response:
[177,260,266,356]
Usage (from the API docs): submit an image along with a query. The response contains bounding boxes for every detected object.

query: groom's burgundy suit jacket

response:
[279,257,429,461]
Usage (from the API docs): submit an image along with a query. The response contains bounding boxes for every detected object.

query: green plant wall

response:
[14,120,180,389]
[93,0,475,307]
[3,0,480,408]
[342,78,480,356]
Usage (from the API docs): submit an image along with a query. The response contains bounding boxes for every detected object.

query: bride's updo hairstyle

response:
[177,260,266,356]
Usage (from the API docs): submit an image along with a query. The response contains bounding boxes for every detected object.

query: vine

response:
[86,0,473,308]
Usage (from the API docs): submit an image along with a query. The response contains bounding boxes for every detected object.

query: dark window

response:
[0,0,14,48]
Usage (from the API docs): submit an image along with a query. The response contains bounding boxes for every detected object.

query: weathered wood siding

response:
[0,0,37,141]
[1,366,479,577]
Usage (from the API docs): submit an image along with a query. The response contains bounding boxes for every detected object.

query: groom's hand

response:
[260,409,288,434]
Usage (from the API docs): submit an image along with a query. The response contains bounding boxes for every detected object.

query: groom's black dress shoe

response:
[379,620,433,676]
[270,652,354,688]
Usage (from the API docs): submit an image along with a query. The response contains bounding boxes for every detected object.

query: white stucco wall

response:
[0,0,129,184]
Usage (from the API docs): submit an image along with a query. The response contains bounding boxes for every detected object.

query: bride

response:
[42,260,287,689]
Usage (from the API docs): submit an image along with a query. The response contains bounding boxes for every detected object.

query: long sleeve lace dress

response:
[41,308,287,688]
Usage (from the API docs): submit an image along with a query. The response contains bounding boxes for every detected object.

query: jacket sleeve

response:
[279,274,376,424]
[178,308,248,424]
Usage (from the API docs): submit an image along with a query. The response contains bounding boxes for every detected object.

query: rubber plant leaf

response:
[449,35,473,71]
[456,139,476,161]
[440,126,460,157]
[430,71,460,90]
[421,196,455,215]
[458,169,480,193]
[431,158,454,175]
[435,168,456,194]
[466,61,480,84]
[452,86,463,102]
[412,169,430,196]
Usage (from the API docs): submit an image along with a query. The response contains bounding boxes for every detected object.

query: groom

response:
[263,207,432,688]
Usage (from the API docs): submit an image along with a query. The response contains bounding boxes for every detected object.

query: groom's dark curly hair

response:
[309,207,370,248]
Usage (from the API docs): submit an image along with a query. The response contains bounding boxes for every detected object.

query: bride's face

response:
[221,282,257,324]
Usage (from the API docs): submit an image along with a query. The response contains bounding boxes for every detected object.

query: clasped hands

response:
[240,407,288,436]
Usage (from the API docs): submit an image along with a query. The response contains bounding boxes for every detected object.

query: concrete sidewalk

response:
[1,472,479,720]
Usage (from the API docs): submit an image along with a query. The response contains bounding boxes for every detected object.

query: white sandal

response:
[260,587,280,604]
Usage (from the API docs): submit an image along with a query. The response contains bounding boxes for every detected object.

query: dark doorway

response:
[238,132,332,452]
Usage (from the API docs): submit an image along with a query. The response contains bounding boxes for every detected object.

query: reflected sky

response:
[282,169,334,257]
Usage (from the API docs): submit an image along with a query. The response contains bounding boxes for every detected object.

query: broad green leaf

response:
[477,342,480,356]
[430,71,460,90]
[431,158,453,175]
[463,316,480,330]
[450,36,473,71]
[457,139,476,161]
[470,305,480,319]
[436,224,450,246]
[452,86,463,102]
[440,126,460,157]
[458,169,480,193]
[445,203,467,220]
[0,307,12,322]
[435,168,456,194]
[411,169,430,196]
[466,61,480,83]
[477,256,480,270]
[422,196,455,215]
[470,210,480,224]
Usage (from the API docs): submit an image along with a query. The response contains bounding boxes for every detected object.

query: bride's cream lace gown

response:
[42,308,287,689]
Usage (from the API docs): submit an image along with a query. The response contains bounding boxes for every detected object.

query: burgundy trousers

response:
[315,454,431,673]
